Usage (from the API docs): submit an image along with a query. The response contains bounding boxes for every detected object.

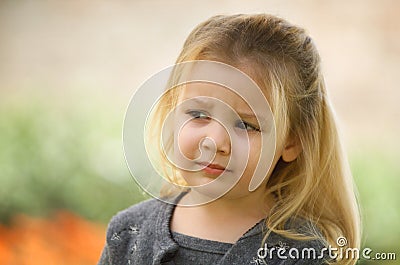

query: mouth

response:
[197,162,230,175]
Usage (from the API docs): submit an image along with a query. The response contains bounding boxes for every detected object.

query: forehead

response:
[179,82,253,112]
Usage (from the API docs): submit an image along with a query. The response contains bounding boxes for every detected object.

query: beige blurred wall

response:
[0,0,399,148]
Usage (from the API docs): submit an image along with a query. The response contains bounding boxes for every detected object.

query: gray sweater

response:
[98,192,328,265]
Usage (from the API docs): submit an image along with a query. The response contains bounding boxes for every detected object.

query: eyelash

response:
[186,110,261,132]
[186,110,210,120]
[235,120,261,132]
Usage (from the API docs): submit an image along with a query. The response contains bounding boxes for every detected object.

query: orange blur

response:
[0,211,106,265]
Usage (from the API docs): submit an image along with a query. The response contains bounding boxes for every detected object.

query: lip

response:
[197,162,230,175]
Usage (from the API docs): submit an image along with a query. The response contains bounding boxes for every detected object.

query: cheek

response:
[245,138,262,173]
[250,137,262,160]
[230,135,261,178]
[227,138,262,195]
[176,124,202,160]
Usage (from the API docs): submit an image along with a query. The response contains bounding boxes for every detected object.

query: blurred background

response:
[0,1,398,264]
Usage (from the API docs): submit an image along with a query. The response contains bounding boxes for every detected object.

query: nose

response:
[201,120,231,155]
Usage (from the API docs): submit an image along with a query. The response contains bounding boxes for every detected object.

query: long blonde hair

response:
[148,14,360,264]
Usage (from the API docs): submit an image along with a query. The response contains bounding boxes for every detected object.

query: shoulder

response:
[104,191,186,241]
[258,219,330,265]
[254,234,329,265]
[106,197,164,237]
[99,196,177,265]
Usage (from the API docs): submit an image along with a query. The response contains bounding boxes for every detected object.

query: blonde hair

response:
[147,14,360,264]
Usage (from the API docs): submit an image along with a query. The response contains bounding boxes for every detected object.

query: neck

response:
[181,187,274,221]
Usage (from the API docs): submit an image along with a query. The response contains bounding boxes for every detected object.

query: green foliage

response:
[0,100,148,224]
[350,145,400,264]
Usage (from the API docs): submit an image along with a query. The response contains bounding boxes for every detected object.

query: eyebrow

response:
[182,97,211,106]
[238,112,270,127]
[237,113,266,126]
[238,112,257,119]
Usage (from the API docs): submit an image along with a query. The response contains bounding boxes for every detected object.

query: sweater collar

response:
[153,190,266,263]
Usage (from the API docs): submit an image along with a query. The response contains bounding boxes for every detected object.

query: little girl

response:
[98,14,360,265]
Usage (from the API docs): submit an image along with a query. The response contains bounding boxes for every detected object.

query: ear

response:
[281,136,302,162]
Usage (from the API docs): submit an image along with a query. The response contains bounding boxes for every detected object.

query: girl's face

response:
[172,81,279,200]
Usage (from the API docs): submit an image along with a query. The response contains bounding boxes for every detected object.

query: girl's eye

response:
[186,110,210,119]
[235,120,261,132]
